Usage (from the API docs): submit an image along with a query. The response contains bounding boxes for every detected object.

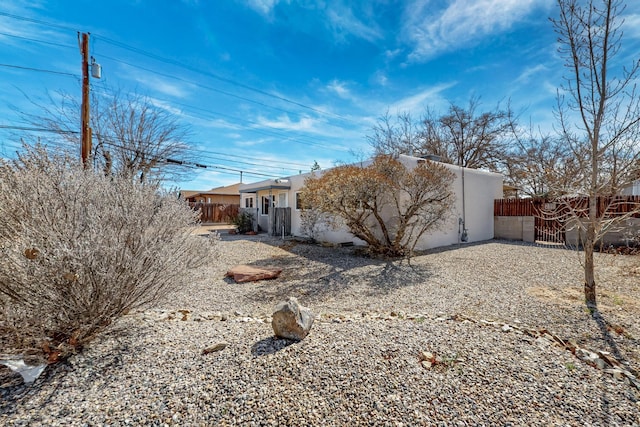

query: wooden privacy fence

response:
[270,207,291,237]
[495,196,640,243]
[495,196,640,218]
[189,202,239,223]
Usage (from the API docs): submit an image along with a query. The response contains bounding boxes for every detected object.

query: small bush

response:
[232,211,254,234]
[0,145,215,360]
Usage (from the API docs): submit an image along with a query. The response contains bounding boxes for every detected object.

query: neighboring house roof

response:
[207,183,241,195]
[180,190,200,199]
[181,183,241,199]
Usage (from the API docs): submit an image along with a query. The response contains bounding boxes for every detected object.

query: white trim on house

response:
[260,195,272,216]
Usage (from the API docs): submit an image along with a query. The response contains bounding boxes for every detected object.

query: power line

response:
[95,35,355,124]
[0,126,291,179]
[0,123,314,171]
[93,55,352,151]
[194,150,309,168]
[0,63,78,77]
[0,31,76,49]
[96,53,311,122]
[0,11,361,156]
[0,11,78,32]
[0,124,78,134]
[93,138,284,178]
[0,11,354,124]
[88,79,349,152]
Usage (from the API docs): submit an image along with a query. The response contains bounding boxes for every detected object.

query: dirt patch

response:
[191,224,234,235]
[527,285,640,314]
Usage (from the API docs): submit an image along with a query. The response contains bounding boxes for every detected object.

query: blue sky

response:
[1,0,639,190]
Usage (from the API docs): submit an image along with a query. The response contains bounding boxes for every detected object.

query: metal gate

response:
[535,216,566,243]
[534,201,566,244]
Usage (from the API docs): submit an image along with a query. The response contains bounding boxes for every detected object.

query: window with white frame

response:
[295,192,303,210]
[245,197,254,208]
[261,196,270,215]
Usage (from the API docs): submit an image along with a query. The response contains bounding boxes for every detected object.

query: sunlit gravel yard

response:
[2,233,639,426]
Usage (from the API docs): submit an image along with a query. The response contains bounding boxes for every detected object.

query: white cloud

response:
[325,5,383,43]
[403,0,552,62]
[246,0,286,16]
[622,13,640,40]
[137,76,191,98]
[388,82,457,114]
[372,71,388,87]
[514,64,547,85]
[148,97,184,116]
[254,114,319,132]
[234,137,272,147]
[326,79,351,98]
[385,49,402,60]
[118,65,193,98]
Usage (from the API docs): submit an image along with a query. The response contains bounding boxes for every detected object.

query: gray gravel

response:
[2,236,639,426]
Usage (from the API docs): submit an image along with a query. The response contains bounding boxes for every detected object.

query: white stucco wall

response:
[397,155,503,250]
[620,181,640,196]
[240,155,503,250]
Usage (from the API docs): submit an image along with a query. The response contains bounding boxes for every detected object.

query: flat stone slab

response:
[226,265,283,283]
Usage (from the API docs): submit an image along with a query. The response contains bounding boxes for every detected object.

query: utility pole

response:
[79,32,90,168]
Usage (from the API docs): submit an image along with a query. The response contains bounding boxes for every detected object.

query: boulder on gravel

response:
[271,297,314,341]
[226,265,282,283]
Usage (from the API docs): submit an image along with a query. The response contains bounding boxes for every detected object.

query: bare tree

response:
[19,87,192,182]
[552,0,640,308]
[301,155,455,257]
[368,97,516,171]
[367,111,421,158]
[504,126,586,197]
[424,97,516,170]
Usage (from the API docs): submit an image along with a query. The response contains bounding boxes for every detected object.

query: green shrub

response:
[232,211,254,234]
[0,145,215,360]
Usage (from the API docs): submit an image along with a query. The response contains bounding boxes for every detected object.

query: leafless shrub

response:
[0,145,215,360]
[301,155,455,257]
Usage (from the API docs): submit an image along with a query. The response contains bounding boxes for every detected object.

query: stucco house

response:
[239,154,503,251]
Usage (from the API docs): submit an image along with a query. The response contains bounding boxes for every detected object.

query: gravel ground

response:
[2,234,640,426]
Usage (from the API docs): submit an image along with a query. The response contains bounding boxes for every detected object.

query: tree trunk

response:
[584,215,597,309]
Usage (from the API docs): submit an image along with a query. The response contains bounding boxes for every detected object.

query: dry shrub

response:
[0,145,215,360]
[302,155,455,257]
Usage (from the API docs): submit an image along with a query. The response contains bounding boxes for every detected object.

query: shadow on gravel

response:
[251,336,297,356]
[243,256,434,306]
[0,323,137,416]
[0,359,72,415]
[591,309,638,375]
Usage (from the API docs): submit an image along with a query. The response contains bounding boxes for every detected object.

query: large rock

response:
[271,297,314,341]
[226,265,282,283]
